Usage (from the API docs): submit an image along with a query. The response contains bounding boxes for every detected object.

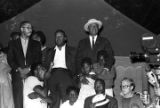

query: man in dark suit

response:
[76,18,115,75]
[7,21,42,108]
[84,79,118,108]
[46,29,76,108]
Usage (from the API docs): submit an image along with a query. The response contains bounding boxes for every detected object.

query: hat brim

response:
[84,20,102,31]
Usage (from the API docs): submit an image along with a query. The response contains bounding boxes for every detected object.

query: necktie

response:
[92,37,95,49]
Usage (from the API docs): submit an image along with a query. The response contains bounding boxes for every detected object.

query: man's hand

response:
[28,92,39,99]
[18,67,30,78]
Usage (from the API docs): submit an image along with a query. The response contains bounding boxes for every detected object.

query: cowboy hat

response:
[84,18,102,31]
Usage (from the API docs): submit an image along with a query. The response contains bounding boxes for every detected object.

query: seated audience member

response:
[23,65,52,108]
[84,78,118,108]
[93,50,116,97]
[31,30,50,69]
[0,46,14,108]
[60,86,82,108]
[77,57,96,105]
[118,77,144,108]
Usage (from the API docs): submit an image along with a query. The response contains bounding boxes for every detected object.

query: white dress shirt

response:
[89,35,97,48]
[52,44,67,69]
[20,37,29,58]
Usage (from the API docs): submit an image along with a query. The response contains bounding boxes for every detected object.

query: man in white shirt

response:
[46,29,76,108]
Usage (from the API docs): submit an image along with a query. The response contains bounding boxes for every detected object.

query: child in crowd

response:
[23,65,51,108]
[60,86,82,108]
[77,57,96,105]
[93,50,116,97]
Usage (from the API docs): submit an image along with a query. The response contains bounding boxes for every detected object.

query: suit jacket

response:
[7,38,42,81]
[84,94,118,108]
[76,36,115,74]
[45,44,76,77]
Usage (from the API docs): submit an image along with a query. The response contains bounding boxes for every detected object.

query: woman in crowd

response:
[93,50,116,97]
[0,44,14,108]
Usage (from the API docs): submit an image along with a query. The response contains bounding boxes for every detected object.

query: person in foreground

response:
[84,78,118,108]
[118,77,144,108]
[60,86,82,108]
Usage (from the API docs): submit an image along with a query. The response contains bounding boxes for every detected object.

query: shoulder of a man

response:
[98,36,110,42]
[30,39,41,46]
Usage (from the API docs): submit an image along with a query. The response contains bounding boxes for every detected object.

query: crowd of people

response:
[0,18,160,108]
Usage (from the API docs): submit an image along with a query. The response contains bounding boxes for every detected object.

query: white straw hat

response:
[84,18,102,31]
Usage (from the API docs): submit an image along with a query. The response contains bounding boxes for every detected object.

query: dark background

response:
[0,0,154,56]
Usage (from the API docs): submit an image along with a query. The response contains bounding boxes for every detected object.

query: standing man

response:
[7,21,42,108]
[46,29,76,108]
[76,18,115,74]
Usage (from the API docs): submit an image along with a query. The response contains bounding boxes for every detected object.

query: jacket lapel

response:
[94,36,101,50]
[86,37,92,50]
[25,39,31,65]
[17,38,25,59]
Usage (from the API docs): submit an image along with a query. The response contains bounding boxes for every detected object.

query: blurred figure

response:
[10,31,20,40]
[0,45,14,108]
[31,30,50,70]
[118,77,144,108]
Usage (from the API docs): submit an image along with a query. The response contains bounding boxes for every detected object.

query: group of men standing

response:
[7,18,116,108]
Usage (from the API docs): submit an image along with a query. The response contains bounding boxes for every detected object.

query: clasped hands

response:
[17,67,31,78]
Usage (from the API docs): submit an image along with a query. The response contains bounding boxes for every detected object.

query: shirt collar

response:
[89,35,97,40]
[54,44,66,50]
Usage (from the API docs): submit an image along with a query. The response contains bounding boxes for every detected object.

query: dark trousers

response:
[47,68,74,108]
[12,77,23,108]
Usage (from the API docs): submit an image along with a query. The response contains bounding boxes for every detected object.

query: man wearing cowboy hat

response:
[76,18,115,75]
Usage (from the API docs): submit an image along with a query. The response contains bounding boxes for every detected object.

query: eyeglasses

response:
[121,85,131,88]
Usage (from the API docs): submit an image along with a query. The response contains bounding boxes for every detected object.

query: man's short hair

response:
[19,21,31,28]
